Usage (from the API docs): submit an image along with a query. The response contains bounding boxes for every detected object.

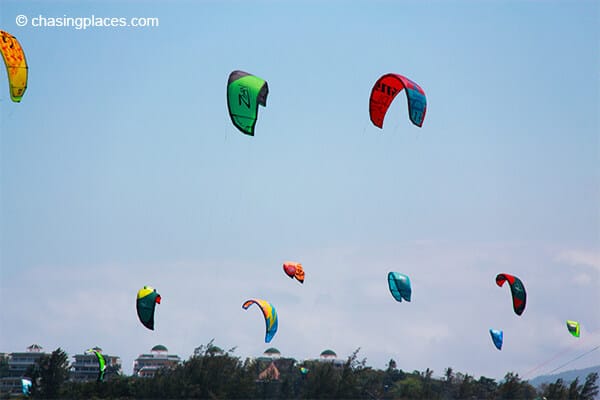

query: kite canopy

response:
[495,273,527,316]
[226,70,269,136]
[136,286,161,330]
[489,329,503,350]
[0,30,28,102]
[86,348,107,382]
[388,272,412,302]
[242,298,278,343]
[369,73,426,129]
[21,378,32,395]
[566,320,580,338]
[283,261,305,283]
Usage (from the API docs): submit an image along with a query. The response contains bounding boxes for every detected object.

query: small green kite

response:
[227,70,269,136]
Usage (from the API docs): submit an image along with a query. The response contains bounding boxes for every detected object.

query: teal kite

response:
[227,70,268,136]
[388,272,412,302]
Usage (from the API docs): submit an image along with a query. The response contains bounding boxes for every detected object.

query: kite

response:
[489,329,503,350]
[227,70,268,136]
[136,286,161,330]
[0,30,28,102]
[369,73,426,129]
[21,378,32,395]
[86,348,107,382]
[242,298,278,343]
[388,272,412,302]
[566,320,580,338]
[495,273,527,316]
[283,261,305,283]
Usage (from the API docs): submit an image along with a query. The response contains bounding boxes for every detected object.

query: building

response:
[0,344,46,397]
[317,349,344,368]
[70,347,122,382]
[256,347,281,362]
[254,348,296,380]
[133,345,181,377]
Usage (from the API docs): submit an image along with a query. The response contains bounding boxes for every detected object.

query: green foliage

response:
[539,372,599,400]
[29,342,597,400]
[26,348,70,399]
[579,372,599,400]
[497,372,537,400]
[0,355,9,378]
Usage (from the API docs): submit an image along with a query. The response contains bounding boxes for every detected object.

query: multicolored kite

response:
[388,272,412,302]
[227,70,268,136]
[283,261,305,284]
[136,286,161,330]
[86,348,107,382]
[489,329,503,350]
[566,320,580,338]
[495,273,526,316]
[0,30,28,102]
[369,73,426,129]
[242,298,278,343]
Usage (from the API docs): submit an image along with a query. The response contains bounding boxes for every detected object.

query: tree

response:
[497,372,536,400]
[567,377,580,400]
[456,372,475,399]
[28,348,70,399]
[473,376,498,400]
[543,378,567,400]
[0,355,9,378]
[579,372,599,400]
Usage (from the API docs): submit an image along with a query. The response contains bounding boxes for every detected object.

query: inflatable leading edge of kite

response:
[495,273,527,316]
[0,30,28,102]
[136,286,161,330]
[242,298,278,343]
[226,70,268,136]
[369,73,426,129]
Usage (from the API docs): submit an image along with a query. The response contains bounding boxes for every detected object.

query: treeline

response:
[16,344,600,399]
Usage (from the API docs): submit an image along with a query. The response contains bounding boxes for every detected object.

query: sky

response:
[1,0,599,380]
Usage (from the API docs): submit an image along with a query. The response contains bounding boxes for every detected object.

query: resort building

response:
[133,345,181,377]
[0,344,46,396]
[317,349,344,368]
[70,347,122,382]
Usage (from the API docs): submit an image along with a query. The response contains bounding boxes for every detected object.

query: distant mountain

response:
[529,365,600,388]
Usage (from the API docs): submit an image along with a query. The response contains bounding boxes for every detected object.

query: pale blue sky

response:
[1,0,599,378]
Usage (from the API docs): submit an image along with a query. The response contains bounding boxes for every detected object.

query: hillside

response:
[530,365,600,388]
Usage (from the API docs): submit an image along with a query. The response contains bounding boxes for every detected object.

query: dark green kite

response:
[136,286,161,330]
[227,70,269,136]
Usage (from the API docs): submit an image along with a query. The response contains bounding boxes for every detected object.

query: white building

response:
[133,345,181,377]
[70,347,121,382]
[0,344,46,397]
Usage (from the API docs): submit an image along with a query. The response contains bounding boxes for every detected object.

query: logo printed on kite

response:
[238,86,251,108]
[375,82,397,96]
